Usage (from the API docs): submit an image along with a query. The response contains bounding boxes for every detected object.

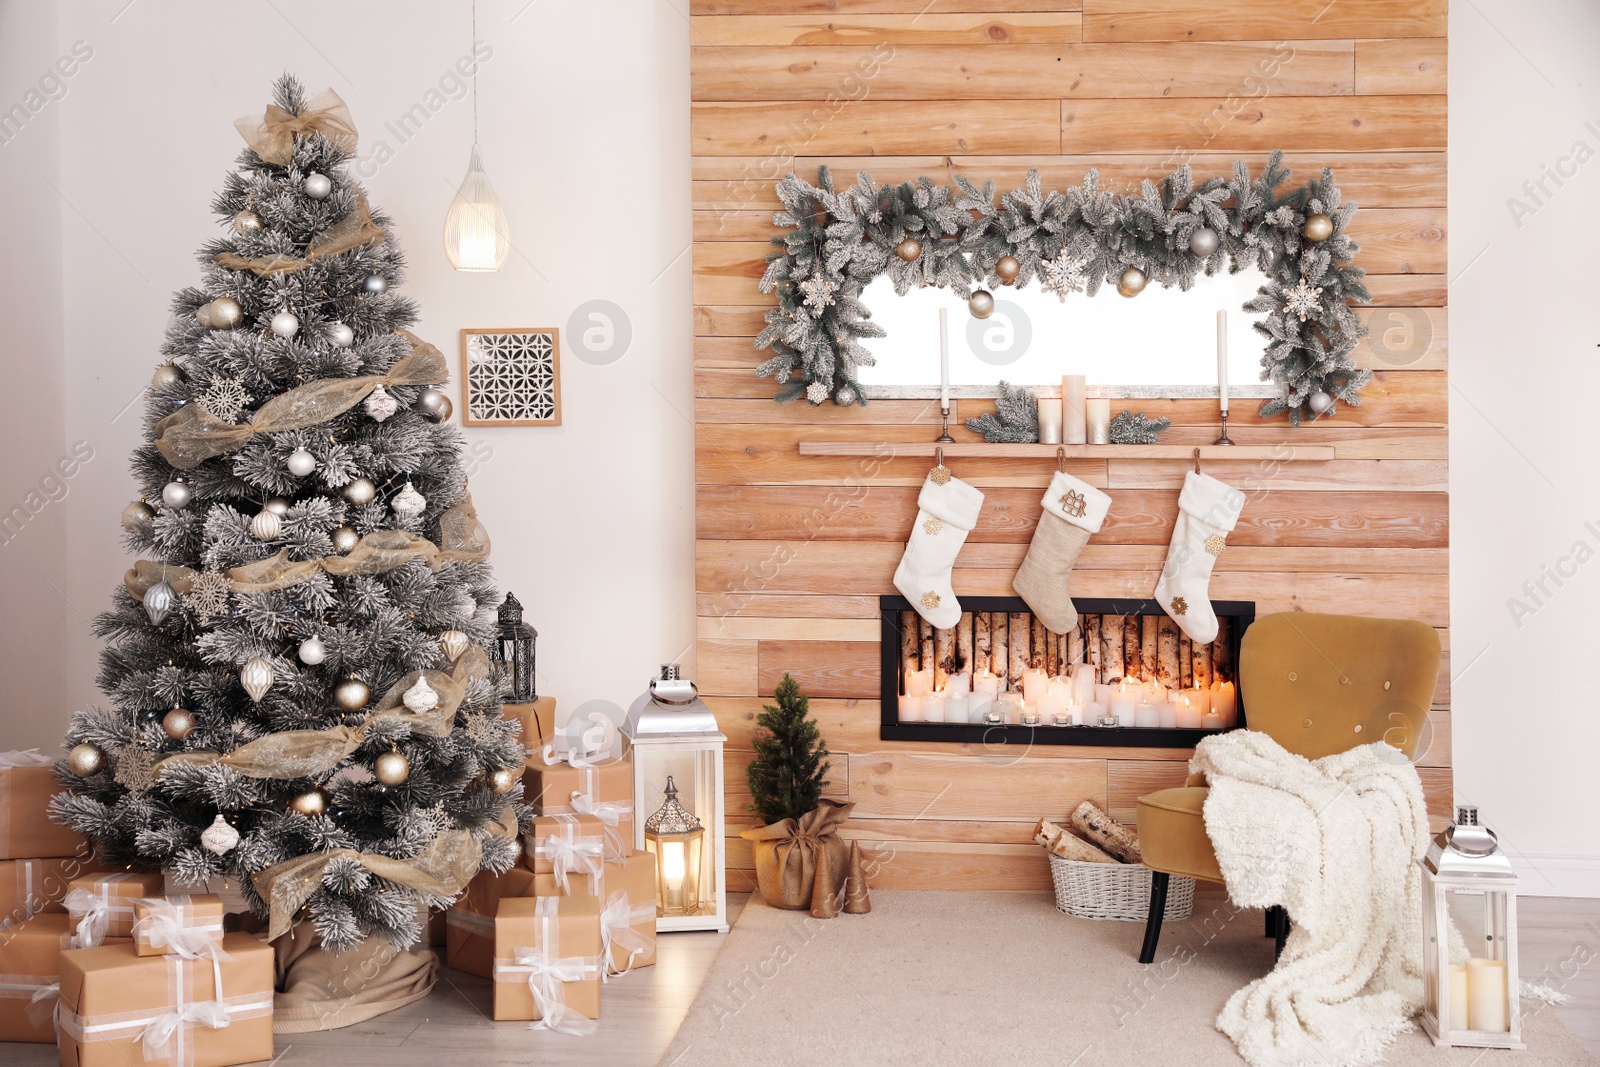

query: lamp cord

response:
[471,0,479,144]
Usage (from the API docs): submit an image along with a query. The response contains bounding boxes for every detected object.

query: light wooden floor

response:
[6,893,1597,1065]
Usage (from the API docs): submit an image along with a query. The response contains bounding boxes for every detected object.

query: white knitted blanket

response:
[1192,730,1431,1067]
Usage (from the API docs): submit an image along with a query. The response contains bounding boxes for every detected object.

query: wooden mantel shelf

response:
[797,442,1337,462]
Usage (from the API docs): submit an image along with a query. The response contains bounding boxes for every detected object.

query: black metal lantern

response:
[493,591,538,703]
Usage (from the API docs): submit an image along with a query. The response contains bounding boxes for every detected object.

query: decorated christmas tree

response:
[50,76,526,951]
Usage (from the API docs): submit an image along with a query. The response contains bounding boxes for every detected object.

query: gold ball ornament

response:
[209,297,243,329]
[968,289,995,319]
[1117,266,1148,297]
[289,788,328,817]
[233,210,263,235]
[488,768,517,795]
[67,742,105,777]
[334,678,370,712]
[151,363,187,389]
[162,707,196,740]
[195,302,214,329]
[342,477,376,506]
[1303,213,1334,242]
[374,750,410,786]
[331,525,360,554]
[895,237,922,262]
[996,255,1021,284]
[121,500,155,532]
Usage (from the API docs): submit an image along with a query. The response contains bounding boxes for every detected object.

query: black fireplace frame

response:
[879,595,1254,748]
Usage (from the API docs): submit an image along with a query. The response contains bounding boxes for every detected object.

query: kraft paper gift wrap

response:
[65,871,168,945]
[0,855,100,930]
[0,750,87,860]
[132,895,226,958]
[599,850,657,976]
[492,895,602,1030]
[523,740,633,860]
[501,698,557,755]
[57,931,274,1067]
[522,813,606,890]
[444,867,535,979]
[0,914,84,1042]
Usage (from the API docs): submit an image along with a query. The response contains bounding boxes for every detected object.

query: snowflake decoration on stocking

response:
[198,376,251,423]
[183,566,232,622]
[1040,252,1089,301]
[1282,277,1324,322]
[114,744,159,793]
[799,275,837,317]
[805,380,830,405]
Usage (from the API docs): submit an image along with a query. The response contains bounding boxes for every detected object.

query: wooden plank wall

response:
[690,0,1448,892]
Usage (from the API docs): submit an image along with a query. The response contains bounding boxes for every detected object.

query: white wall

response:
[0,0,693,751]
[1451,0,1600,895]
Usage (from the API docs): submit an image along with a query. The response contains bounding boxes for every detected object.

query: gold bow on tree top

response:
[234,86,358,166]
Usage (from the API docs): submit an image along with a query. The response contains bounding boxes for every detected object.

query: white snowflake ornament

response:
[805,381,830,405]
[391,480,427,521]
[1041,252,1089,302]
[199,377,251,423]
[1282,277,1324,322]
[183,567,232,622]
[363,384,399,422]
[799,275,837,317]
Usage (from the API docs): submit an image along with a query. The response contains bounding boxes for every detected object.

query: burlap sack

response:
[740,799,853,911]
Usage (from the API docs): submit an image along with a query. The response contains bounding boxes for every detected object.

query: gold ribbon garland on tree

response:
[233,86,358,167]
[214,191,387,277]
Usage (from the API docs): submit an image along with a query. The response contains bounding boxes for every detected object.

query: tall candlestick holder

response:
[937,405,955,443]
[1215,409,1235,446]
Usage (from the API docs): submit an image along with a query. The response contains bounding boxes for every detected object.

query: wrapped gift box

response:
[522,813,605,889]
[65,871,167,944]
[523,742,633,861]
[532,870,597,897]
[0,855,100,929]
[57,932,274,1067]
[0,751,87,860]
[0,914,92,1043]
[444,867,535,979]
[600,850,658,975]
[132,895,226,958]
[492,896,602,1027]
[502,697,557,755]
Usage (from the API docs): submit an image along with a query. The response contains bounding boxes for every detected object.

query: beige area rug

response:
[661,891,1598,1067]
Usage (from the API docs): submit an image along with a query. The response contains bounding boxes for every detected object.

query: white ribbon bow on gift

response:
[138,1000,233,1061]
[542,833,603,894]
[0,749,52,767]
[25,981,60,1032]
[599,890,653,981]
[63,888,111,949]
[131,906,228,963]
[569,792,632,858]
[511,946,598,1036]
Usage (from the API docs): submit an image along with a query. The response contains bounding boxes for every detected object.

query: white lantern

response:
[1419,805,1524,1050]
[623,664,727,933]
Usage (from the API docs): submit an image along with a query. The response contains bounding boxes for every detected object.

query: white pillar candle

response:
[1062,375,1087,444]
[1115,677,1140,707]
[1448,965,1470,1031]
[1212,681,1237,727]
[1467,958,1509,1032]
[946,694,970,723]
[906,668,933,698]
[997,692,1025,725]
[1217,309,1229,413]
[1201,708,1224,731]
[1109,695,1137,728]
[1086,701,1108,726]
[939,307,950,410]
[1037,394,1063,444]
[1086,398,1111,444]
[1147,682,1167,706]
[945,671,971,697]
[1175,694,1202,729]
[925,690,948,723]
[1186,688,1213,715]
[1040,682,1066,722]
[1022,668,1050,706]
[1159,699,1178,729]
[1094,683,1112,706]
[1071,665,1097,707]
[898,694,926,722]
[972,671,1000,720]
[1134,702,1161,728]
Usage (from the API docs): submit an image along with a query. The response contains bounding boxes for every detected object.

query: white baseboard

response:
[1508,852,1600,898]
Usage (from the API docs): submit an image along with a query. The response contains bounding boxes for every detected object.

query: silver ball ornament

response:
[1189,226,1220,257]
[342,477,376,506]
[303,172,332,199]
[331,526,360,554]
[1117,267,1148,297]
[285,448,317,477]
[327,322,354,348]
[162,479,191,509]
[414,388,450,422]
[298,635,328,666]
[67,743,105,778]
[233,210,263,235]
[209,297,243,329]
[374,750,410,786]
[334,678,370,712]
[1307,390,1334,415]
[269,311,299,339]
[361,273,387,295]
[262,497,290,517]
[834,384,858,407]
[121,500,155,532]
[143,580,176,625]
[151,363,187,389]
[968,289,995,319]
[250,510,282,540]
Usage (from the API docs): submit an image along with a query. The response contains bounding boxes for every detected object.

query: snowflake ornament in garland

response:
[183,566,233,621]
[1282,277,1324,322]
[198,377,251,423]
[798,275,837,317]
[1040,252,1089,301]
[805,381,830,405]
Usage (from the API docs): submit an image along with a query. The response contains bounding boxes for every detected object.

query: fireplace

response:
[880,595,1254,747]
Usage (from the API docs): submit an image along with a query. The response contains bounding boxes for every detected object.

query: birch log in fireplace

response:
[881,596,1253,748]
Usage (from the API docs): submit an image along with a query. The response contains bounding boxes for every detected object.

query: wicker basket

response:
[1048,855,1195,922]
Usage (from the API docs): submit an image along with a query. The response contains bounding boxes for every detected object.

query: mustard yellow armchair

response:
[1135,612,1440,964]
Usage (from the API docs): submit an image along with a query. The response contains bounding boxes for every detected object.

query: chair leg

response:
[1264,906,1279,938]
[1273,910,1289,960]
[1138,872,1170,964]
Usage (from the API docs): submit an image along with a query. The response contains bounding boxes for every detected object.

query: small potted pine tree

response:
[740,674,853,909]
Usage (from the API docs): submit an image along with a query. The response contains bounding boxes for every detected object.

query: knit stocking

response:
[1154,470,1246,643]
[1012,470,1111,633]
[893,469,984,628]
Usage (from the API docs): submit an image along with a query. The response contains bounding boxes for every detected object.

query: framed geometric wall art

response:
[458,327,562,426]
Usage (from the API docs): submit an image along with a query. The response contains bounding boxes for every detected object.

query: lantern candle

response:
[1467,959,1509,1033]
[1448,966,1470,1031]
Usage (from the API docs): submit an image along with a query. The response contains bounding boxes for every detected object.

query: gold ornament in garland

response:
[1303,213,1334,242]
[1116,267,1148,297]
[895,237,921,262]
[995,255,1020,284]
[968,289,995,319]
